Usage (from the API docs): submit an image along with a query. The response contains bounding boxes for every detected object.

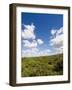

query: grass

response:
[21,54,63,77]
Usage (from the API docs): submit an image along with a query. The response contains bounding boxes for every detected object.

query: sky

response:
[21,12,63,57]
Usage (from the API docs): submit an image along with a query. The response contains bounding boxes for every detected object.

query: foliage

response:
[21,54,63,77]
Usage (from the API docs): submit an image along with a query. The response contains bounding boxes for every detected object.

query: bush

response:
[21,54,63,77]
[53,59,63,74]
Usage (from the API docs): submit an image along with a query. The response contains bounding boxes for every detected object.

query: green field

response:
[21,54,63,77]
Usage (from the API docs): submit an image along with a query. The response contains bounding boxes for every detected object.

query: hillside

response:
[21,54,63,77]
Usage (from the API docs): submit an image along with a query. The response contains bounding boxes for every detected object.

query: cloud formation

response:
[21,23,44,57]
[21,23,63,57]
[37,39,44,45]
[23,39,44,49]
[22,23,36,39]
[50,27,63,54]
[51,29,57,36]
[22,48,52,57]
[23,40,37,48]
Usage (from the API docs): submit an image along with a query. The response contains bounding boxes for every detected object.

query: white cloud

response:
[50,27,63,54]
[23,40,37,48]
[56,27,63,35]
[31,48,39,53]
[51,27,63,38]
[22,23,44,49]
[21,23,47,57]
[56,46,63,53]
[22,39,44,49]
[38,49,52,56]
[22,23,35,39]
[45,49,52,53]
[51,29,57,36]
[22,48,52,57]
[37,39,44,45]
[21,47,39,57]
[50,34,63,48]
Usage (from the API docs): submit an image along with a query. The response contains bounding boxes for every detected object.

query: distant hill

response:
[21,54,63,77]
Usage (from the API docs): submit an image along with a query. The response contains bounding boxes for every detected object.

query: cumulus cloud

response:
[22,48,52,57]
[22,23,36,39]
[50,34,63,48]
[23,40,37,48]
[22,39,44,49]
[38,49,52,56]
[51,27,63,38]
[21,23,63,57]
[37,39,44,45]
[50,27,63,54]
[56,27,63,35]
[21,23,54,57]
[21,47,39,57]
[51,29,57,36]
[21,23,44,50]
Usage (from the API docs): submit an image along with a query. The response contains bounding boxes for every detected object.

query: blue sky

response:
[21,12,63,57]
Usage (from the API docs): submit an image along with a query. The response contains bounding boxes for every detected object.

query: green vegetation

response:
[21,54,63,77]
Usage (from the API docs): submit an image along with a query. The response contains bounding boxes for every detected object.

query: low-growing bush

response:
[21,54,63,77]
